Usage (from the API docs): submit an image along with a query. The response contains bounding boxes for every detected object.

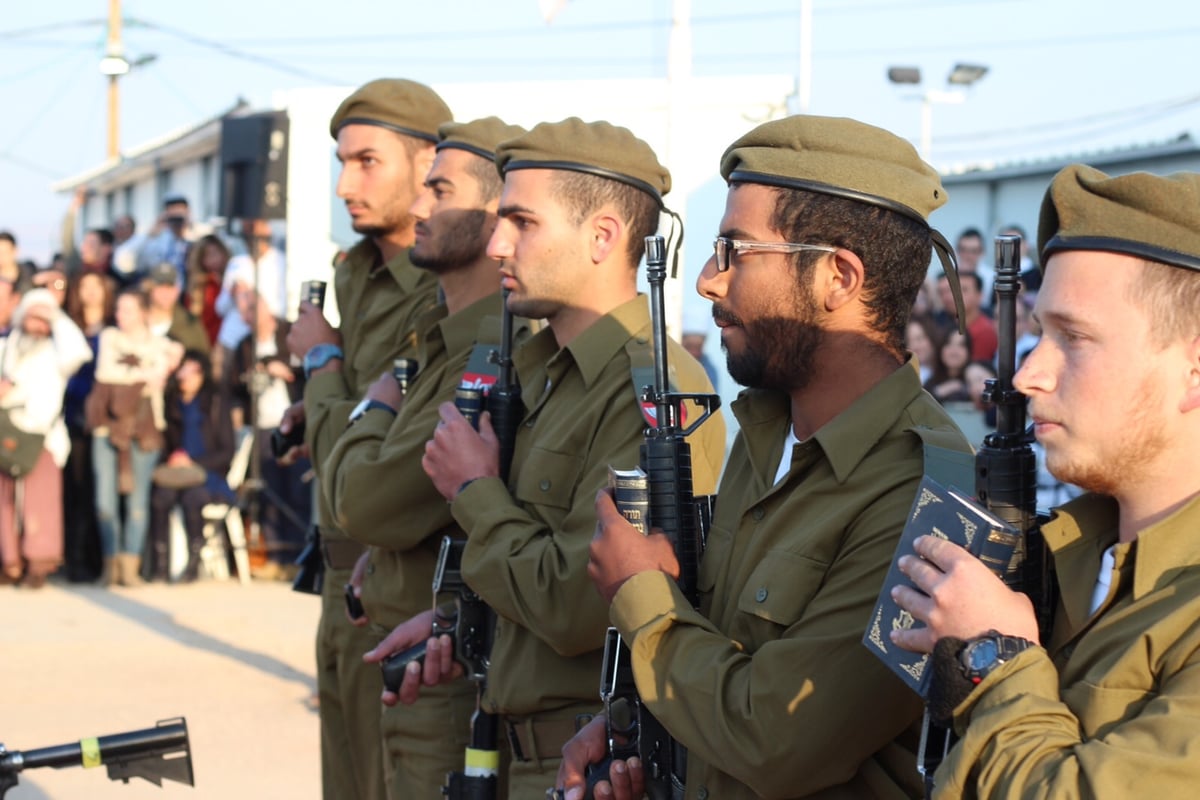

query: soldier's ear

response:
[1180,332,1200,414]
[587,211,622,265]
[821,248,865,313]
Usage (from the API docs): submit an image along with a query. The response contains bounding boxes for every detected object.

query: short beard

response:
[505,295,558,322]
[724,314,823,392]
[1049,370,1169,496]
[410,210,491,274]
[715,275,823,393]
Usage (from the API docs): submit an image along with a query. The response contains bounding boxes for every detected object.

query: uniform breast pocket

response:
[736,550,829,632]
[514,446,584,512]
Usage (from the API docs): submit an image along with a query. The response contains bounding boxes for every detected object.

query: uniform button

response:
[366,564,375,576]
[752,507,764,521]
[636,337,648,345]
[755,587,768,602]
[539,479,551,491]
[697,788,709,800]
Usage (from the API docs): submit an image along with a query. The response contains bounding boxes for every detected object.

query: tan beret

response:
[495,117,670,204]
[1038,164,1200,271]
[329,78,452,142]
[720,115,947,223]
[437,116,527,162]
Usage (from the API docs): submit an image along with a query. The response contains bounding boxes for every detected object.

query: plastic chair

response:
[170,426,255,584]
[199,426,256,584]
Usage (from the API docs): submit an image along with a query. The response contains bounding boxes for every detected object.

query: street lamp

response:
[887,63,988,161]
[99,0,157,160]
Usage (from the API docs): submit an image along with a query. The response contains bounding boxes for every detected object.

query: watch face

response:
[968,639,1000,671]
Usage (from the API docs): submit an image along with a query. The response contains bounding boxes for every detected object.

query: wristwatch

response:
[960,631,1034,685]
[348,398,397,424]
[303,343,344,380]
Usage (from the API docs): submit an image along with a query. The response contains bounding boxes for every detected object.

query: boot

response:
[179,539,205,584]
[100,558,118,588]
[150,541,170,582]
[118,554,145,587]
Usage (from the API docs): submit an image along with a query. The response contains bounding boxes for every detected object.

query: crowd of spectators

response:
[908,223,1082,510]
[0,193,311,589]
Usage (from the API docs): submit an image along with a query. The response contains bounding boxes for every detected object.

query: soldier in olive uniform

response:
[893,166,1200,798]
[320,116,530,798]
[283,78,450,800]
[372,118,727,797]
[560,116,975,799]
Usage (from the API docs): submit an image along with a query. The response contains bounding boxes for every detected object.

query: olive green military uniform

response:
[932,494,1200,798]
[611,361,971,798]
[450,295,726,796]
[305,240,438,800]
[322,291,529,798]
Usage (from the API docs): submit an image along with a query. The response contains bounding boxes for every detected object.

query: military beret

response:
[720,115,947,224]
[329,78,452,142]
[495,117,671,204]
[437,116,527,162]
[1038,164,1200,272]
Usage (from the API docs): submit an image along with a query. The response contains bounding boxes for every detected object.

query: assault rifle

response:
[918,234,1051,795]
[0,718,194,798]
[583,235,721,799]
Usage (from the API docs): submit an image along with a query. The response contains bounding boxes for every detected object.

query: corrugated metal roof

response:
[942,132,1198,183]
[52,99,251,193]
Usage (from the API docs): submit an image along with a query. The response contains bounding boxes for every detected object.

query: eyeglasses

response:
[712,236,837,273]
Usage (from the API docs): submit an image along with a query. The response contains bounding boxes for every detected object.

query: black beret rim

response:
[727,169,930,227]
[1042,235,1200,272]
[333,117,439,143]
[502,159,664,205]
[436,140,497,161]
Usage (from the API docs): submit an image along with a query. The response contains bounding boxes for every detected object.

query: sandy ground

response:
[1,577,322,800]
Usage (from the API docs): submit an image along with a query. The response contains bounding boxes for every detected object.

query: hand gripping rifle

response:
[0,718,194,798]
[918,234,1053,795]
[379,295,523,799]
[581,235,721,800]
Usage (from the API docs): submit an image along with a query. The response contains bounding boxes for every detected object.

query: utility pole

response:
[105,0,122,159]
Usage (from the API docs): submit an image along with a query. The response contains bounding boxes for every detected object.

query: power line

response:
[0,19,103,40]
[4,46,95,155]
[937,91,1200,145]
[125,17,349,86]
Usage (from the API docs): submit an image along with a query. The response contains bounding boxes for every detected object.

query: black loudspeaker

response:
[219,111,289,220]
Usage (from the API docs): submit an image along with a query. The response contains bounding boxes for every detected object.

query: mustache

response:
[711,305,744,328]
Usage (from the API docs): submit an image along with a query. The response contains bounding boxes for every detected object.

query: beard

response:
[715,281,823,393]
[410,210,492,274]
[350,196,415,239]
[1045,370,1169,496]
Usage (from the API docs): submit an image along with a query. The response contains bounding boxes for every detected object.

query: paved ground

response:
[1,576,322,800]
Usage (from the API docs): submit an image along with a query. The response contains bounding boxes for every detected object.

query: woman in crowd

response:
[905,315,940,386]
[185,234,231,348]
[148,350,234,583]
[87,287,175,587]
[923,327,974,404]
[61,271,117,582]
[0,290,91,587]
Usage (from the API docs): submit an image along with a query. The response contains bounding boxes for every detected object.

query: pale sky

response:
[3,0,1198,262]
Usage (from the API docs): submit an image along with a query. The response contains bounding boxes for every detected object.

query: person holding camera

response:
[136,194,193,288]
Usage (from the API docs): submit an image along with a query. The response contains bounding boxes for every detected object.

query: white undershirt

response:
[774,426,802,485]
[1089,545,1118,616]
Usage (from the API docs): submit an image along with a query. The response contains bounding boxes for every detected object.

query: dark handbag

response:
[0,409,44,478]
[152,462,207,489]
